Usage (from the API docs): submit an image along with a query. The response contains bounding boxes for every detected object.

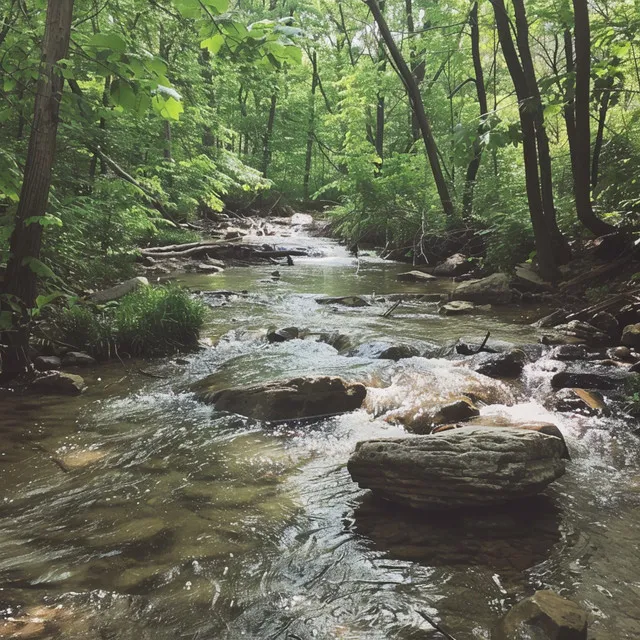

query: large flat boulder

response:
[194,376,366,422]
[451,272,513,305]
[90,277,149,304]
[347,426,566,510]
[433,253,472,277]
[396,270,435,283]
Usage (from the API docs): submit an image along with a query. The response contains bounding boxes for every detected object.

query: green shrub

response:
[48,304,113,354]
[114,286,206,357]
[50,286,206,358]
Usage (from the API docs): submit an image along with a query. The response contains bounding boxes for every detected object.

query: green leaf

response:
[201,34,225,54]
[201,0,229,12]
[110,79,137,111]
[35,292,65,309]
[88,32,127,52]
[22,257,56,279]
[25,214,63,228]
[0,311,13,331]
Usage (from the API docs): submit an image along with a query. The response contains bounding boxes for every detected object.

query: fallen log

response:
[566,287,640,321]
[144,240,223,254]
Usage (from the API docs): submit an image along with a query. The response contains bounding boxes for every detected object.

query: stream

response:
[1,217,639,639]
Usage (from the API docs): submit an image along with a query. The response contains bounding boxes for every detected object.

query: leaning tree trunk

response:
[591,78,612,190]
[303,51,319,201]
[462,2,489,221]
[490,0,559,281]
[1,0,75,380]
[511,0,570,264]
[572,0,615,236]
[563,29,577,178]
[261,92,277,178]
[365,0,455,218]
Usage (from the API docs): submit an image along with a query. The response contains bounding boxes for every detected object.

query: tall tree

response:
[461,1,489,221]
[1,0,75,379]
[364,0,455,219]
[572,0,615,236]
[491,0,559,281]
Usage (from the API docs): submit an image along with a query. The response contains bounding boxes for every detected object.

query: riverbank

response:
[1,218,639,640]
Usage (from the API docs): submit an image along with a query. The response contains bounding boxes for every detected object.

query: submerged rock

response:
[348,341,420,361]
[464,349,526,378]
[31,372,87,396]
[451,273,513,305]
[195,376,367,422]
[396,270,435,282]
[347,426,567,511]
[315,295,370,307]
[495,590,588,640]
[318,331,352,352]
[401,397,479,434]
[61,351,96,367]
[365,362,514,431]
[622,323,640,349]
[439,300,477,315]
[551,365,633,391]
[267,326,300,343]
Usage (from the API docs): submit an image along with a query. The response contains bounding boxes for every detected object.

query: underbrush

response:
[48,285,206,359]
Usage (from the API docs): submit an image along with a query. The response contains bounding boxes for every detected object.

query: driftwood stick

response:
[382,300,401,318]
[474,330,491,354]
[418,611,459,640]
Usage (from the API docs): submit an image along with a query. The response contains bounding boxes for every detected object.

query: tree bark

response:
[490,0,559,281]
[303,51,319,201]
[563,28,577,178]
[511,0,570,264]
[591,80,612,190]
[365,0,455,218]
[261,92,277,178]
[462,2,488,221]
[1,0,75,379]
[572,0,615,236]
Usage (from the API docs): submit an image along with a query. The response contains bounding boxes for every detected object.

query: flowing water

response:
[1,217,639,639]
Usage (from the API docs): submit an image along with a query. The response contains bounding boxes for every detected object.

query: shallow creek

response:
[1,220,639,639]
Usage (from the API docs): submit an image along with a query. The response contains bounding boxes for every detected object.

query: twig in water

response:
[382,300,401,318]
[474,330,491,354]
[418,611,459,640]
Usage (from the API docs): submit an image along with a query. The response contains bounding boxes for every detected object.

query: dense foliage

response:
[1,0,640,373]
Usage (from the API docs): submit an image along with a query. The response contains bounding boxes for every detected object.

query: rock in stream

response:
[347,426,567,510]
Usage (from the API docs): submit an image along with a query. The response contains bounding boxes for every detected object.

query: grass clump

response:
[50,285,206,358]
[114,286,206,356]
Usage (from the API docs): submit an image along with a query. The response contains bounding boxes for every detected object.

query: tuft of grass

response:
[50,285,206,358]
[114,286,206,357]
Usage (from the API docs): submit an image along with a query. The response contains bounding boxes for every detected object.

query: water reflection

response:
[352,494,562,574]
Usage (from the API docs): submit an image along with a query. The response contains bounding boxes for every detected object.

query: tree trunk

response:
[163,120,173,161]
[365,0,455,218]
[511,0,570,264]
[261,92,278,178]
[591,82,611,190]
[491,0,559,281]
[303,51,319,201]
[572,0,615,236]
[1,0,75,380]
[462,2,488,221]
[563,28,577,178]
